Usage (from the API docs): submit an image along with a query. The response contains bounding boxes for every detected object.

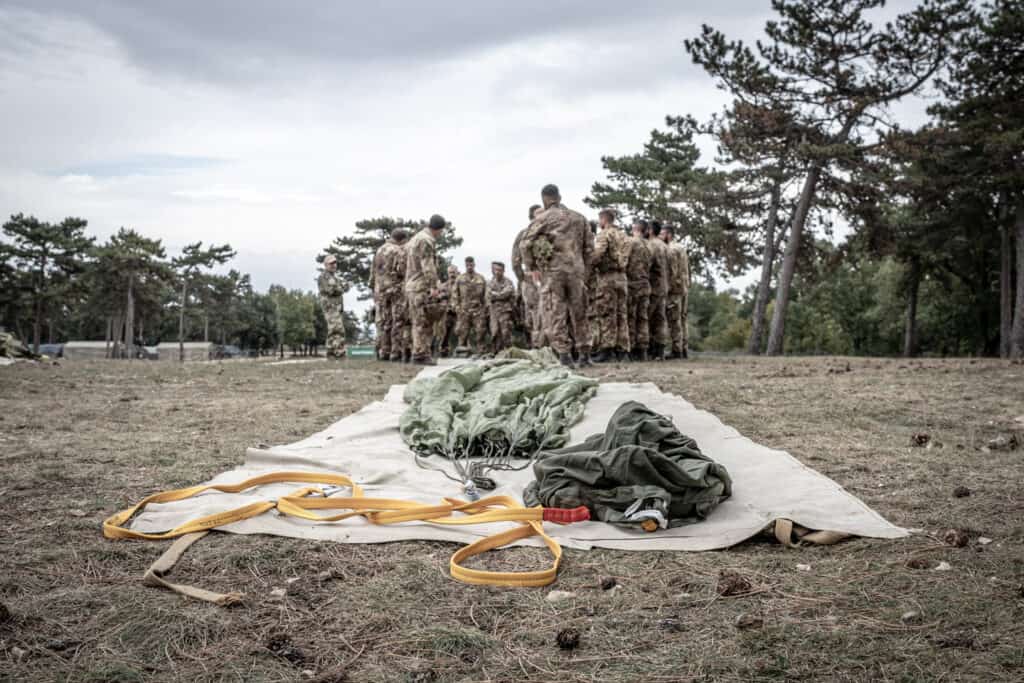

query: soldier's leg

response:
[455,311,470,351]
[378,295,393,359]
[472,308,489,354]
[615,281,630,353]
[634,292,650,358]
[409,293,432,359]
[666,296,682,356]
[541,274,572,355]
[681,288,689,356]
[389,297,405,361]
[565,271,591,357]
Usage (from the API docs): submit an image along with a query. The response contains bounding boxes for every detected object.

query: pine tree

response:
[686,0,971,354]
[171,242,235,361]
[0,213,94,352]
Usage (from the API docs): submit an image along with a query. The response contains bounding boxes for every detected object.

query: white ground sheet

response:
[133,363,907,550]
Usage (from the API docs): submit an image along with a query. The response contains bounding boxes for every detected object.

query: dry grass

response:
[1,355,1022,682]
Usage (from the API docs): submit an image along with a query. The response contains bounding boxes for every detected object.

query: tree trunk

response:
[204,314,209,343]
[1011,196,1024,359]
[33,256,45,355]
[111,312,124,359]
[178,280,187,363]
[766,164,823,356]
[903,257,921,358]
[125,274,135,361]
[748,179,782,355]
[105,317,112,359]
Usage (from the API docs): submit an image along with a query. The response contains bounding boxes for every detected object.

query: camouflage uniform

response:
[625,235,652,353]
[592,226,630,353]
[520,203,593,357]
[512,227,542,347]
[667,242,690,357]
[455,271,488,353]
[487,275,516,352]
[370,239,407,360]
[646,236,670,354]
[403,229,440,360]
[587,268,602,351]
[317,269,348,358]
[433,276,458,355]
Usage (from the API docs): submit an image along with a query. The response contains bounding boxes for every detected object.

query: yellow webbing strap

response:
[103,471,562,598]
[773,518,849,547]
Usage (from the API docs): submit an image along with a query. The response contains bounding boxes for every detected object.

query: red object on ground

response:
[542,506,590,524]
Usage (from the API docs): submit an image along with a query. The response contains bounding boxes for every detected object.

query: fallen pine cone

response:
[953,486,971,498]
[735,613,764,630]
[911,433,931,447]
[556,628,581,651]
[906,557,934,570]
[717,570,753,596]
[942,529,970,548]
[599,577,617,591]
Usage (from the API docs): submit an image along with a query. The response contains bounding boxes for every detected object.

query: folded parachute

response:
[399,348,599,463]
[524,401,732,528]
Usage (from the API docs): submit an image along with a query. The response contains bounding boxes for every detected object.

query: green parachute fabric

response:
[523,401,732,528]
[399,348,599,462]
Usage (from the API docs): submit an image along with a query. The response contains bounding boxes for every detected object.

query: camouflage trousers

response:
[456,307,488,353]
[322,304,347,358]
[490,307,515,352]
[648,292,669,348]
[540,268,590,355]
[627,285,650,351]
[595,273,629,352]
[666,289,689,354]
[521,279,543,348]
[433,310,457,355]
[377,290,407,360]
[407,291,435,359]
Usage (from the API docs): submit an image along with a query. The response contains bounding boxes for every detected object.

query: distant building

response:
[63,341,116,360]
[157,342,214,362]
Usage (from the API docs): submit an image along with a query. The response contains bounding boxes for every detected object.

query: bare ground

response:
[0,355,1022,682]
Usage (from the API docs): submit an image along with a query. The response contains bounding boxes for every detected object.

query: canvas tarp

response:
[129,361,907,551]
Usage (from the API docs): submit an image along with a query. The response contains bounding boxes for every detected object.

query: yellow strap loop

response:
[103,471,562,590]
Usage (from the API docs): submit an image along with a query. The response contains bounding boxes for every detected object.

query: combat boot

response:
[558,352,575,369]
[636,348,648,362]
[591,348,614,363]
[403,349,412,363]
[577,350,593,368]
[389,353,402,362]
[681,348,689,359]
[412,355,437,366]
[670,350,683,360]
[617,350,631,362]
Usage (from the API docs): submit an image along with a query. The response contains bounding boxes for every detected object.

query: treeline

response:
[0,217,355,355]
[588,0,1023,358]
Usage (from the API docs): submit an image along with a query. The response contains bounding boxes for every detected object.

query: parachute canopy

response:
[399,348,598,464]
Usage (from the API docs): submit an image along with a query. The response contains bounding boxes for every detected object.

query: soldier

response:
[487,261,516,353]
[370,228,409,362]
[404,214,446,365]
[661,224,691,359]
[454,256,488,356]
[586,220,601,354]
[646,219,670,360]
[512,204,544,348]
[590,209,630,363]
[317,254,348,359]
[521,183,593,368]
[626,220,653,361]
[433,264,460,357]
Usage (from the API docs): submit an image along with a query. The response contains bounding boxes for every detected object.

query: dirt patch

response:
[1,355,1022,681]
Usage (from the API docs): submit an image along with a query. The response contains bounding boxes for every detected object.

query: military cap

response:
[323,254,337,265]
[492,261,505,269]
[428,214,446,230]
[465,256,475,264]
[391,227,408,241]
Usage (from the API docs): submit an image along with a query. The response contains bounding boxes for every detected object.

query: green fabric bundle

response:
[524,401,732,528]
[399,348,599,461]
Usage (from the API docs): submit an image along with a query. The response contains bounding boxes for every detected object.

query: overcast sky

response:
[0,1,926,312]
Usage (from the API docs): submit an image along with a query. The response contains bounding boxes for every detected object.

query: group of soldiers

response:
[318,184,689,367]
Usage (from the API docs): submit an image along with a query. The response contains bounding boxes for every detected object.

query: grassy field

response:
[1,355,1022,682]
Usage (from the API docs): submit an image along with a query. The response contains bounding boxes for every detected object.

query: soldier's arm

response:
[582,223,595,274]
[681,249,690,287]
[519,216,548,272]
[368,252,377,291]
